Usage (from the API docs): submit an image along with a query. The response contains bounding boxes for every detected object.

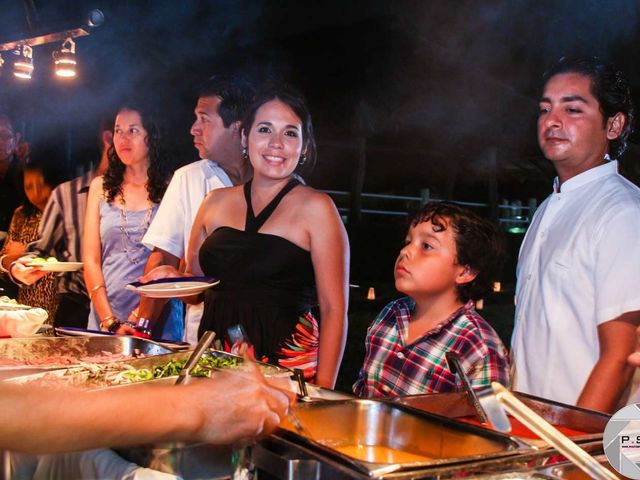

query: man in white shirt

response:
[130,76,253,344]
[511,57,640,413]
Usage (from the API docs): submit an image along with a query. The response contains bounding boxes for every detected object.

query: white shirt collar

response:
[553,157,618,194]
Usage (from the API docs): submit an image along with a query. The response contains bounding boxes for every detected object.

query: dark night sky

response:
[2,0,640,204]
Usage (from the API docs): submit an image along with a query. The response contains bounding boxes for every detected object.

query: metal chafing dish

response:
[249,435,607,480]
[534,455,622,479]
[464,455,622,479]
[393,391,608,446]
[257,398,533,479]
[0,336,174,380]
[3,348,292,388]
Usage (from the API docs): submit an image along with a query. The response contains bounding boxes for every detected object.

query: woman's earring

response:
[299,153,307,165]
[242,147,249,161]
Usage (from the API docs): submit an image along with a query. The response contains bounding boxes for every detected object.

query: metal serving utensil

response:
[175,330,216,385]
[237,350,311,438]
[292,368,312,402]
[446,351,490,424]
[479,382,618,480]
[226,324,311,436]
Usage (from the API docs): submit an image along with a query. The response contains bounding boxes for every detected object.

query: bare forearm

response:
[1,373,291,454]
[315,309,347,389]
[137,249,179,319]
[1,252,20,269]
[0,384,197,453]
[579,313,640,413]
[84,260,112,321]
[577,358,634,413]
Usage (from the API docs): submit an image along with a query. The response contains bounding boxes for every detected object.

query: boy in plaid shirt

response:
[354,201,510,398]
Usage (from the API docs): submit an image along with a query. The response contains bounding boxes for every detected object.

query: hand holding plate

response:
[10,256,49,285]
[138,265,185,283]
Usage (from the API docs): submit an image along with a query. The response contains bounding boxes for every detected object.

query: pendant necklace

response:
[119,197,153,265]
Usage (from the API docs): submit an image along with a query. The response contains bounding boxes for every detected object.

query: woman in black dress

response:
[185,88,349,388]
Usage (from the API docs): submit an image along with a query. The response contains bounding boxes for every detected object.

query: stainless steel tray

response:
[251,436,606,480]
[535,455,622,479]
[277,398,532,477]
[4,349,291,387]
[465,455,622,479]
[393,391,608,446]
[0,336,174,380]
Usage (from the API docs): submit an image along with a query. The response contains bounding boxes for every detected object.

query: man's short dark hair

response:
[543,57,634,159]
[198,75,254,128]
[408,201,506,303]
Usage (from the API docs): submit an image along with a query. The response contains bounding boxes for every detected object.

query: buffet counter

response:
[0,336,617,480]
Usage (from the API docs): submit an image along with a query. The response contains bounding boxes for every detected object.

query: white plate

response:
[126,277,219,298]
[26,261,83,272]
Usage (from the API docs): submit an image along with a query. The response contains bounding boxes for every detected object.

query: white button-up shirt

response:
[143,159,232,345]
[512,160,640,405]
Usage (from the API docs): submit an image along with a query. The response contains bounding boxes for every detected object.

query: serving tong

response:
[478,382,618,480]
[175,330,216,385]
[227,324,313,436]
[446,351,490,424]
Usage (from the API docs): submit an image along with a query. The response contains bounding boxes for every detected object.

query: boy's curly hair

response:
[408,201,507,303]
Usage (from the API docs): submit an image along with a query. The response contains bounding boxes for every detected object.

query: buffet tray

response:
[0,336,174,380]
[3,349,292,388]
[393,391,608,447]
[251,436,606,480]
[276,398,533,477]
[464,455,622,479]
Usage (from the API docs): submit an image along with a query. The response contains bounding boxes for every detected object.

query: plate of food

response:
[27,257,83,272]
[126,276,219,298]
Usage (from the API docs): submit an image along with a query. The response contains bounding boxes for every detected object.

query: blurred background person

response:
[0,112,27,299]
[83,103,182,339]
[0,112,26,235]
[0,150,60,320]
[7,119,113,329]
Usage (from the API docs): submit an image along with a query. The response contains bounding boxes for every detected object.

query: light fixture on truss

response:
[13,45,34,80]
[53,38,77,78]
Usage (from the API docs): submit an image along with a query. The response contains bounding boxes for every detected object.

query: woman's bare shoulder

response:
[204,184,242,203]
[87,175,105,197]
[294,185,337,215]
[89,175,104,188]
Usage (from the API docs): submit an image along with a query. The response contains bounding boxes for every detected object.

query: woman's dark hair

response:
[543,57,634,159]
[103,103,171,204]
[407,201,507,303]
[242,86,317,174]
[20,148,61,217]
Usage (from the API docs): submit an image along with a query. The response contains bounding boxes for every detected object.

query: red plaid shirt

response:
[353,297,510,398]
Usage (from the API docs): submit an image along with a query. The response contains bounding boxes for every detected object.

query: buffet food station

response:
[0,332,619,480]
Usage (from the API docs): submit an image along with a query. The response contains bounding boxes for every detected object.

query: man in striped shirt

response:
[5,121,112,328]
[353,202,510,398]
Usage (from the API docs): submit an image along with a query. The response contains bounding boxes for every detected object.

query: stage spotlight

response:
[53,38,77,78]
[13,45,34,80]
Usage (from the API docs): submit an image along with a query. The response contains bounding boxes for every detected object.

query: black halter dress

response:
[198,178,318,378]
